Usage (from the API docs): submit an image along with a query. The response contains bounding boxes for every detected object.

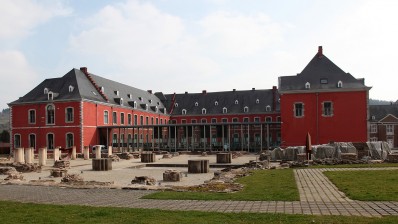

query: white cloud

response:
[69,0,221,93]
[0,51,39,108]
[199,11,284,57]
[0,0,71,41]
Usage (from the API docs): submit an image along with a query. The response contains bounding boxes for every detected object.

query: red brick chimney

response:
[80,67,88,74]
[272,86,277,111]
[147,90,152,94]
[318,46,323,58]
[202,90,207,95]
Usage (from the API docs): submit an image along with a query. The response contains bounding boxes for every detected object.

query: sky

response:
[1,0,397,109]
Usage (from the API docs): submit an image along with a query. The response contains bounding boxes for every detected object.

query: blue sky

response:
[1,0,397,108]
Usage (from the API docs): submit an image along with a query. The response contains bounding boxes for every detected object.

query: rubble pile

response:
[107,154,120,162]
[61,174,83,183]
[0,166,16,174]
[0,162,40,172]
[1,166,24,181]
[50,168,68,177]
[53,160,70,169]
[131,176,156,185]
[162,154,173,159]
[118,152,138,160]
[172,152,179,157]
[232,152,242,159]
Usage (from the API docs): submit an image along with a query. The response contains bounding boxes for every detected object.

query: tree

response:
[0,130,10,143]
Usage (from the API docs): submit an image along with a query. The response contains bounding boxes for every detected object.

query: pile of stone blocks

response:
[50,168,68,177]
[163,169,182,182]
[53,160,70,169]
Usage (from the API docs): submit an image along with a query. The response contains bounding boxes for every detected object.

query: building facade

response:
[369,104,398,149]
[9,46,372,152]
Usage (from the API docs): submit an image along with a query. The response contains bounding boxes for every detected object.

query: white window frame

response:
[386,124,394,135]
[120,112,125,125]
[44,88,49,94]
[266,105,271,112]
[182,109,187,115]
[46,104,55,125]
[69,85,74,92]
[202,108,206,114]
[120,98,124,106]
[322,101,334,117]
[256,99,260,104]
[232,117,239,123]
[294,102,304,118]
[104,110,109,124]
[66,133,74,149]
[223,107,227,114]
[195,102,198,106]
[337,81,343,88]
[28,109,36,124]
[305,82,310,89]
[14,134,21,148]
[48,92,54,101]
[244,106,249,113]
[235,100,238,105]
[215,101,218,106]
[134,101,137,109]
[113,111,117,124]
[128,114,132,125]
[65,107,74,123]
[265,116,272,122]
[370,124,377,133]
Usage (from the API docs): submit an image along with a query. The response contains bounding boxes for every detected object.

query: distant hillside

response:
[369,99,396,105]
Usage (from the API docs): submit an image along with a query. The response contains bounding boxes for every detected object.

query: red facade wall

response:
[280,91,368,146]
[11,102,81,152]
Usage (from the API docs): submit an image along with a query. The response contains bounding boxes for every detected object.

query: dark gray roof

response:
[279,48,369,92]
[164,88,279,116]
[369,105,398,121]
[9,68,167,114]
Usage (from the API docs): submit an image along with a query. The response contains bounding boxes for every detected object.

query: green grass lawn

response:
[1,201,398,224]
[299,163,398,169]
[143,168,299,201]
[324,170,398,201]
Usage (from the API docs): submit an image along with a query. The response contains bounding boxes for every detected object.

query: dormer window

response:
[139,97,143,102]
[256,99,259,104]
[223,107,227,114]
[235,100,238,105]
[120,98,124,106]
[175,102,178,107]
[305,82,311,89]
[337,80,343,88]
[371,115,376,120]
[145,104,149,111]
[202,108,207,114]
[155,106,158,113]
[148,99,152,104]
[48,92,53,101]
[100,86,104,93]
[164,108,167,114]
[215,101,218,106]
[44,88,49,94]
[266,105,271,112]
[134,101,137,109]
[157,102,160,105]
[69,85,74,92]
[244,106,249,113]
[182,109,187,115]
[195,102,198,107]
[127,94,132,99]
[114,91,119,96]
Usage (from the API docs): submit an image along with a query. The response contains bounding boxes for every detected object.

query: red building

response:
[8,46,372,152]
[278,46,371,146]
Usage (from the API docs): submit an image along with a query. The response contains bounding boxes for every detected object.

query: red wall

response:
[11,102,81,152]
[280,91,368,146]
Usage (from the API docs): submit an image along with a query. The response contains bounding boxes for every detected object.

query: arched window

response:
[244,106,249,113]
[305,82,310,89]
[44,88,49,94]
[202,108,207,114]
[46,104,55,125]
[29,134,36,148]
[215,101,218,106]
[182,109,187,115]
[235,100,239,105]
[69,85,74,92]
[48,92,54,101]
[266,105,271,112]
[195,102,198,106]
[175,102,178,107]
[256,99,259,104]
[134,101,137,109]
[223,107,227,114]
[47,133,54,150]
[66,133,73,148]
[337,80,343,88]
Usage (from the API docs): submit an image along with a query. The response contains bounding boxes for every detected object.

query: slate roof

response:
[279,47,370,92]
[369,105,398,121]
[163,88,279,116]
[9,68,167,114]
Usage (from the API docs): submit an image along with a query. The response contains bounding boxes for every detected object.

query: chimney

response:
[272,86,277,112]
[202,90,207,95]
[80,67,88,74]
[233,89,236,92]
[147,90,152,94]
[252,88,255,91]
[318,46,323,58]
[185,91,188,94]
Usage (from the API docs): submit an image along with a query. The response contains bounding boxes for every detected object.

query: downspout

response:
[316,92,319,145]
